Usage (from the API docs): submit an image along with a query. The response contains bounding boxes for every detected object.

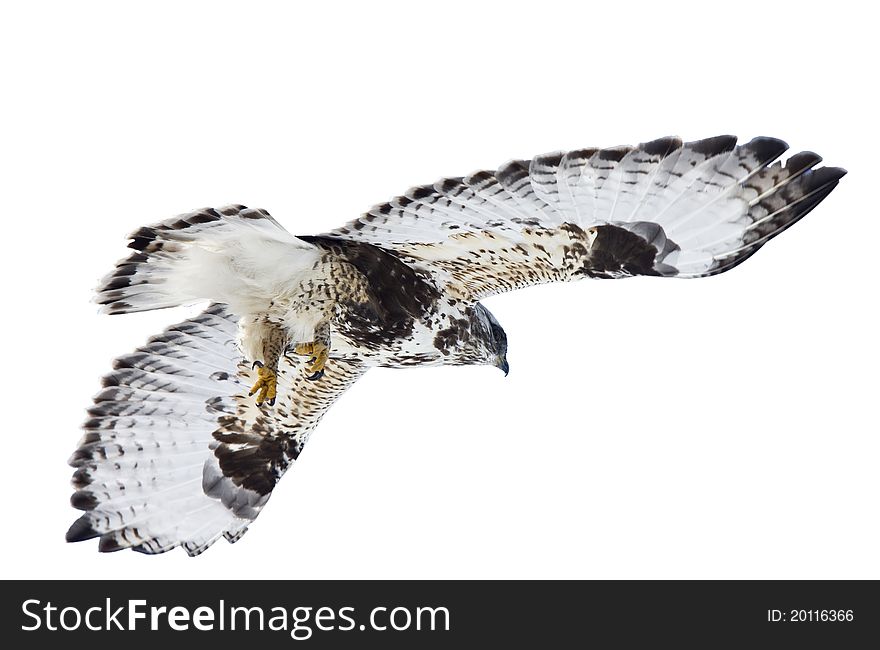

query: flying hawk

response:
[67,135,845,555]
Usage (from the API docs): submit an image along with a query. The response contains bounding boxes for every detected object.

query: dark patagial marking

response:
[297,235,441,349]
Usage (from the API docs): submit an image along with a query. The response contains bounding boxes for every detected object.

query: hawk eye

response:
[490,323,506,346]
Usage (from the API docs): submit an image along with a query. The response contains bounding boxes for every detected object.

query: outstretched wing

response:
[67,304,366,556]
[324,136,845,300]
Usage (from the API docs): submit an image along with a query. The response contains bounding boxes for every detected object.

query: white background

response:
[1,0,877,579]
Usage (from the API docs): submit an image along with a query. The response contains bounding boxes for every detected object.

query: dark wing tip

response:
[224,528,249,544]
[639,136,683,157]
[68,448,92,467]
[785,150,823,175]
[127,226,159,252]
[71,467,93,488]
[596,146,633,162]
[688,134,738,156]
[98,534,125,553]
[804,166,848,190]
[743,136,790,164]
[66,515,100,543]
[407,184,438,201]
[70,490,99,511]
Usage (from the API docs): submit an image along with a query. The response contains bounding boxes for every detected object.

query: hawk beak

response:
[496,355,510,377]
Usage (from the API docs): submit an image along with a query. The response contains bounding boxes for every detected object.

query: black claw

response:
[268,397,276,406]
[306,369,325,381]
[252,360,263,370]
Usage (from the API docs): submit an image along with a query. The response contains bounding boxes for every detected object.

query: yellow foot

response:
[294,341,329,381]
[248,362,277,406]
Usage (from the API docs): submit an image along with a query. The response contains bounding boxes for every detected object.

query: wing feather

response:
[324,135,845,297]
[67,304,367,556]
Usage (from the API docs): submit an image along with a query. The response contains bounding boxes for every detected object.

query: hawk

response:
[67,135,845,555]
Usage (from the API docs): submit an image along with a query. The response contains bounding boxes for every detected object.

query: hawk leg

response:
[248,325,288,407]
[293,321,330,382]
[249,362,277,407]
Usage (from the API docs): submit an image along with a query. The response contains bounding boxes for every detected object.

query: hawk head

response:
[472,303,509,375]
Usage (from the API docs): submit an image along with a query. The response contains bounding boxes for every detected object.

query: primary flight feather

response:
[68,135,845,555]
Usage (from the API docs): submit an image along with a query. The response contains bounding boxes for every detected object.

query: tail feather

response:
[94,204,316,315]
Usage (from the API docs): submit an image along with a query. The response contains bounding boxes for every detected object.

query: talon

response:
[249,365,277,406]
[294,341,329,380]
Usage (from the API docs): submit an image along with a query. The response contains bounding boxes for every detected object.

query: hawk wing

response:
[67,304,367,555]
[323,136,845,300]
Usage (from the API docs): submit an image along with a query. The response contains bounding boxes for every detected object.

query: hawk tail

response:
[94,204,315,315]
